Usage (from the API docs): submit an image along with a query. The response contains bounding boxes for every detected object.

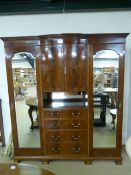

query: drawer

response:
[45,142,88,156]
[43,108,88,119]
[44,119,88,129]
[61,109,88,119]
[45,130,88,142]
[44,110,61,118]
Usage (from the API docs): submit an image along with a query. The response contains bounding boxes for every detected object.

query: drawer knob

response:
[51,135,61,141]
[51,112,60,117]
[72,123,80,129]
[72,112,80,117]
[72,146,81,153]
[52,122,60,129]
[52,145,61,153]
[72,135,80,141]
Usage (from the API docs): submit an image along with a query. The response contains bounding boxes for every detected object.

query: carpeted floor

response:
[0,146,131,175]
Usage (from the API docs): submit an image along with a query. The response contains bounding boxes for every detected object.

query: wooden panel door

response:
[65,43,88,92]
[42,44,65,92]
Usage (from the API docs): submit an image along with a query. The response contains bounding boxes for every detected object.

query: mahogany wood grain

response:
[44,119,88,130]
[65,43,88,92]
[41,44,65,92]
[45,130,88,142]
[1,33,129,164]
[45,142,88,155]
[43,108,88,119]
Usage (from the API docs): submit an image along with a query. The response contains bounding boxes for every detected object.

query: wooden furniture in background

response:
[26,97,38,129]
[110,109,117,129]
[0,164,55,175]
[2,33,128,164]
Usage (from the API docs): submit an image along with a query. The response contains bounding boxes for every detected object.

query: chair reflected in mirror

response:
[110,108,117,129]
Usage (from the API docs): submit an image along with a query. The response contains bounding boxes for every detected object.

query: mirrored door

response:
[93,50,119,148]
[11,52,41,148]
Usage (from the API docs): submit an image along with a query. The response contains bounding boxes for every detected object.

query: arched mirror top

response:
[5,45,42,59]
[93,50,119,59]
[12,52,35,68]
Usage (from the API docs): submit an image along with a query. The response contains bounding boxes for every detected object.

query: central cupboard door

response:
[64,42,88,92]
[41,37,88,92]
[42,42,65,92]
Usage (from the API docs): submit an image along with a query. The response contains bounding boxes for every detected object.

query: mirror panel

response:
[93,50,119,148]
[12,52,40,148]
[43,92,88,108]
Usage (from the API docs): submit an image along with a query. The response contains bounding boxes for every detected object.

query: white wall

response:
[0,11,131,144]
[0,40,11,144]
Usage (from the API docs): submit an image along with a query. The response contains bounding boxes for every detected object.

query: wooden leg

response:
[111,114,116,129]
[28,107,34,129]
[115,160,122,165]
[14,159,21,163]
[84,160,92,165]
[43,160,49,165]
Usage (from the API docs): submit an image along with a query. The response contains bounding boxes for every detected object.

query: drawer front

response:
[44,110,61,118]
[43,109,88,119]
[61,109,88,119]
[45,130,88,142]
[45,142,88,155]
[44,119,88,129]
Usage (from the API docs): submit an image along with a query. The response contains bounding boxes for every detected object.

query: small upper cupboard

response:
[2,33,128,164]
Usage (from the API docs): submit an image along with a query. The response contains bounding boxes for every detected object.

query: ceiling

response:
[0,0,131,14]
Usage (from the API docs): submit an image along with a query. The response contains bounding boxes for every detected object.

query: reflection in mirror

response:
[12,52,40,148]
[93,50,119,148]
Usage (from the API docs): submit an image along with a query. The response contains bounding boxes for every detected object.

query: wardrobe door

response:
[65,42,88,92]
[90,36,127,163]
[93,49,119,148]
[41,42,65,92]
[4,39,43,157]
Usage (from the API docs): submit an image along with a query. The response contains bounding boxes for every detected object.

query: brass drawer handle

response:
[72,146,81,153]
[72,123,80,129]
[52,145,61,153]
[72,135,80,141]
[72,112,80,117]
[51,135,61,141]
[51,112,60,118]
[52,122,60,129]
